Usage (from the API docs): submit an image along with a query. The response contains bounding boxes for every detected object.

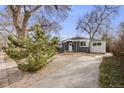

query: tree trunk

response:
[16,29,26,38]
[15,13,30,38]
[89,34,92,53]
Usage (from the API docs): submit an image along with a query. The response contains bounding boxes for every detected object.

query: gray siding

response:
[72,42,76,52]
[76,41,89,52]
[65,42,68,51]
[58,41,90,53]
[58,43,64,53]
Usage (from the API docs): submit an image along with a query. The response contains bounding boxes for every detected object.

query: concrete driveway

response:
[32,53,104,88]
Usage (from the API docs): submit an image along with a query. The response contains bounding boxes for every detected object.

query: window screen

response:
[59,43,62,48]
[80,41,86,46]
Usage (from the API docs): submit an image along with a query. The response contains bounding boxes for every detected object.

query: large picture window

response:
[80,41,86,47]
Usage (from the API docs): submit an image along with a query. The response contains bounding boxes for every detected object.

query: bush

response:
[99,56,124,88]
[18,55,48,72]
[6,24,59,72]
[112,23,124,66]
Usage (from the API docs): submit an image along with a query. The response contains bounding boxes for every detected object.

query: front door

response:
[69,42,72,52]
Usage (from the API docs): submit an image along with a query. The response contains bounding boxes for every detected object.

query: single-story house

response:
[58,37,106,53]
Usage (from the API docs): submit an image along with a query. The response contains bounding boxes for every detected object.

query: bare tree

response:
[76,5,120,52]
[0,5,71,38]
[112,22,124,66]
[36,15,62,34]
[8,6,42,38]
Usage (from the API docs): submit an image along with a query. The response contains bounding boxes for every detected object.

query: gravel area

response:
[0,52,106,88]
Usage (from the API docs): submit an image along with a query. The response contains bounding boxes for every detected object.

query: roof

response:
[64,36,88,41]
[59,36,106,43]
[67,36,87,40]
[91,39,106,42]
[59,36,88,43]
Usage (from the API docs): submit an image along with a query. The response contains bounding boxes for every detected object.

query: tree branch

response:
[29,5,42,14]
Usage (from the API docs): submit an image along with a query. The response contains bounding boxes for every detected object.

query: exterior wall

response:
[58,40,106,53]
[90,41,106,53]
[76,41,89,52]
[65,42,69,51]
[72,42,76,52]
[58,43,64,53]
[58,40,90,53]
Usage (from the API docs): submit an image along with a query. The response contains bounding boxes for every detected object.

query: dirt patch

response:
[0,52,106,88]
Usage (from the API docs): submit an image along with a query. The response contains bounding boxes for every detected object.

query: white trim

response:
[60,39,105,43]
[64,39,90,42]
[68,42,72,52]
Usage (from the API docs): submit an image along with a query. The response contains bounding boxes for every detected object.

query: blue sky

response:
[59,5,93,40]
[0,5,124,40]
[59,5,124,40]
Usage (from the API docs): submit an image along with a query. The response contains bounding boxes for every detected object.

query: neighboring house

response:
[58,37,106,53]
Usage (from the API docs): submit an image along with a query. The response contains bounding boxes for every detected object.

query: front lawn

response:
[99,56,124,88]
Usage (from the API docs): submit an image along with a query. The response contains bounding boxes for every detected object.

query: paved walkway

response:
[32,54,103,88]
[0,51,23,88]
[0,51,9,87]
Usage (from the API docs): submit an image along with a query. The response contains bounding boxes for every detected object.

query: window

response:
[93,43,101,46]
[59,43,62,48]
[80,41,86,47]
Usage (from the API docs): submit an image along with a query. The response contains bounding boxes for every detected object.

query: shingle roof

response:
[68,36,87,40]
[59,36,106,43]
[60,36,88,43]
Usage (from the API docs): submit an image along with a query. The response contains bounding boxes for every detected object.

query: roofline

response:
[65,38,89,41]
[59,39,106,43]
[61,39,89,42]
[91,40,106,42]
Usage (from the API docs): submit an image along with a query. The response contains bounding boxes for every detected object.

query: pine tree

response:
[6,24,59,72]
